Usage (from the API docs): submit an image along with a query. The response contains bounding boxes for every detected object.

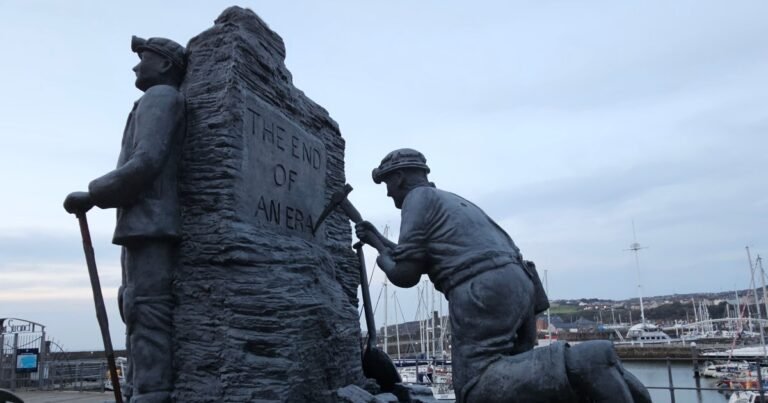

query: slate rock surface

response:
[337,385,379,403]
[173,6,364,402]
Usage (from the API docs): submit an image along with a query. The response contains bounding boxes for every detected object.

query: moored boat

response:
[614,323,677,345]
[702,361,751,379]
[728,390,767,403]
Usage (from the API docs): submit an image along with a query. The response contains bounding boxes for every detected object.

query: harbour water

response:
[5,361,745,403]
[624,360,729,403]
[418,360,735,402]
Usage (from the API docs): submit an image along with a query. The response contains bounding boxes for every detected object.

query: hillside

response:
[548,287,766,324]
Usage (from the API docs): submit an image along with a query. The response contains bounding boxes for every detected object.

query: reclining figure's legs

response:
[565,341,651,403]
[462,341,651,403]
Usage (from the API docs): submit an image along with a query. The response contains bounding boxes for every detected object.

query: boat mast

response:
[692,298,698,333]
[626,222,647,325]
[438,290,444,360]
[414,282,423,356]
[382,226,390,356]
[746,246,767,357]
[431,284,436,360]
[383,280,388,354]
[701,301,710,333]
[393,291,401,360]
[545,269,552,340]
[425,283,430,360]
[419,280,429,357]
[759,255,767,328]
[735,289,742,332]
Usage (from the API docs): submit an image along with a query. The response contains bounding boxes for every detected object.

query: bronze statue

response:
[64,36,186,403]
[356,148,650,402]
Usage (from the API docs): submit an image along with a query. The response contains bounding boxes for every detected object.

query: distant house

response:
[583,303,611,311]
[536,318,558,334]
[723,298,745,307]
[645,301,660,309]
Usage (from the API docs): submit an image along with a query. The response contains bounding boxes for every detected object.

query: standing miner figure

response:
[64,36,186,403]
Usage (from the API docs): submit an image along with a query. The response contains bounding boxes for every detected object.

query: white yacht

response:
[623,323,674,345]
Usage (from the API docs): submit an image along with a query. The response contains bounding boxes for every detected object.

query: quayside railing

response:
[623,354,768,403]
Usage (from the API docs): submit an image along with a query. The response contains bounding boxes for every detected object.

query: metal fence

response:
[45,360,110,392]
[0,357,111,392]
[1,327,114,393]
[0,329,47,391]
[6,349,768,401]
[624,354,768,403]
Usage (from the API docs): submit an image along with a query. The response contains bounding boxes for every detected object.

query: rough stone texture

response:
[336,385,378,403]
[399,384,439,403]
[336,385,403,403]
[374,393,400,403]
[173,7,363,402]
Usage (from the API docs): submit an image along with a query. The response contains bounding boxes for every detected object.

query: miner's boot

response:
[462,341,651,403]
[565,340,651,403]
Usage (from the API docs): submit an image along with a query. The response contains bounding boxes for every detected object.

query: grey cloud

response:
[435,4,768,114]
[0,232,120,265]
[479,158,706,218]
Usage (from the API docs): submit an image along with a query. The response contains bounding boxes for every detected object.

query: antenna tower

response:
[625,221,647,325]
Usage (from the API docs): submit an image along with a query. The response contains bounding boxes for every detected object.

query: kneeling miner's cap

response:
[372,148,430,184]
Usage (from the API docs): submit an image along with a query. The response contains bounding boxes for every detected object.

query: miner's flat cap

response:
[372,148,430,184]
[131,36,186,71]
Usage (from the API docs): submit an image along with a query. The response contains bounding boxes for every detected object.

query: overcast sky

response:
[1,1,766,351]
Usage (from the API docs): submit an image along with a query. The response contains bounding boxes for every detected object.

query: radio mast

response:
[625,221,647,325]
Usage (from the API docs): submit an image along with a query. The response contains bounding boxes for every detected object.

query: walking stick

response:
[76,212,124,403]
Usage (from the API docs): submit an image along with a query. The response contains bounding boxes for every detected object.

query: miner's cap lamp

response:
[131,35,187,71]
[372,148,431,184]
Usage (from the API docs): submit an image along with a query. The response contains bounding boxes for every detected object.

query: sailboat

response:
[703,251,768,359]
[536,269,558,347]
[395,282,455,400]
[411,280,455,400]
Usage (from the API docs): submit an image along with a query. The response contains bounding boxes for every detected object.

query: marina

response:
[349,242,768,402]
[5,247,768,402]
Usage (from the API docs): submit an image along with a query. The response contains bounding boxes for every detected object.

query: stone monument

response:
[65,6,652,402]
[173,7,365,402]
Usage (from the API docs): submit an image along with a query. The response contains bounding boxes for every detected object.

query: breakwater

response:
[616,344,696,359]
